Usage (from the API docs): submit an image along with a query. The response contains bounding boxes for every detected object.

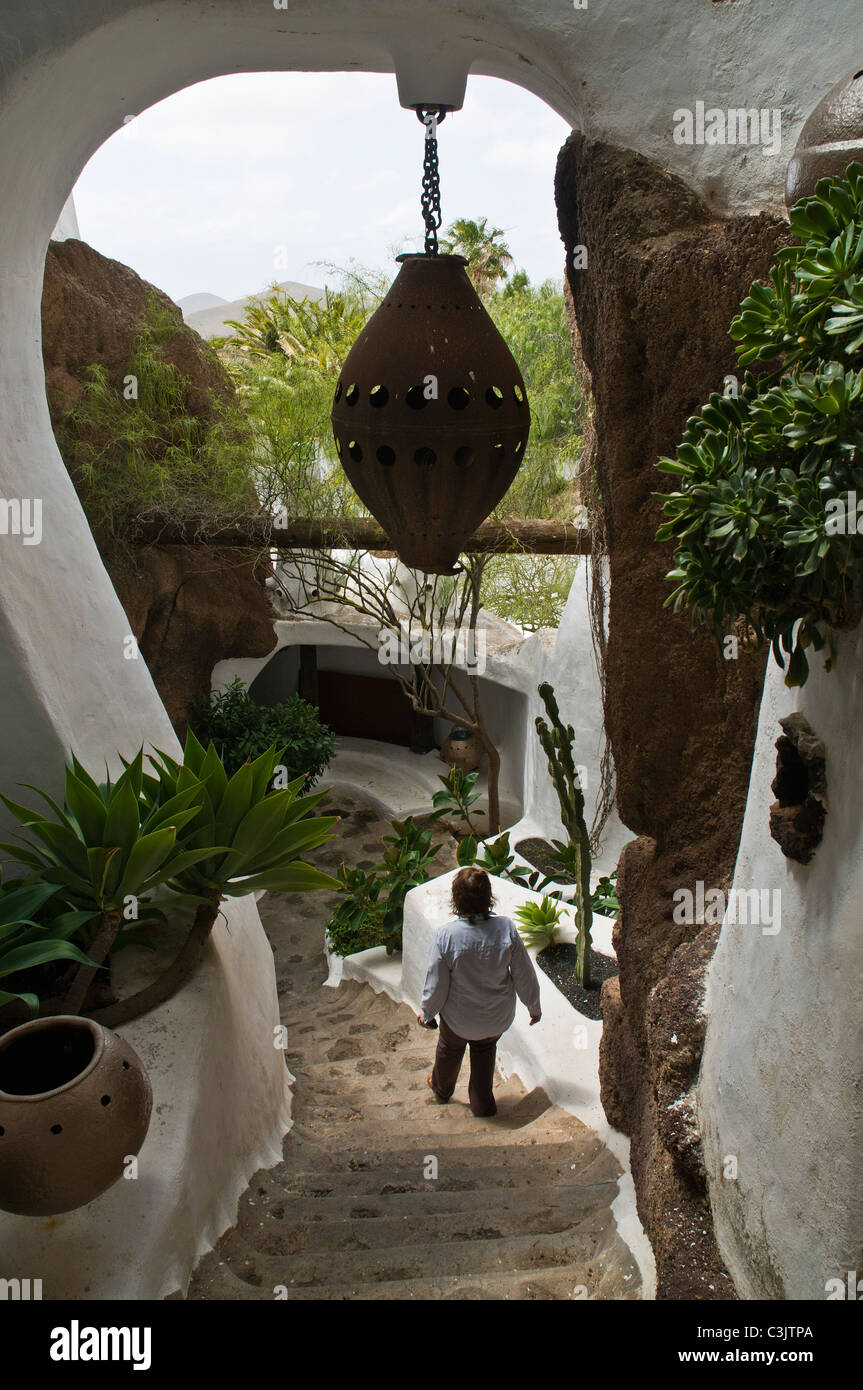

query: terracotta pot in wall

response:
[0,1014,152,1216]
[440,727,485,773]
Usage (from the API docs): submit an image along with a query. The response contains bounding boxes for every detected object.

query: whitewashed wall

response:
[699,627,863,1299]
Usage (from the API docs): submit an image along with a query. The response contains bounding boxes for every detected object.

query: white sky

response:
[71,71,573,305]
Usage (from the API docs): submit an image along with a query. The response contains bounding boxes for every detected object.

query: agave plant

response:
[86,733,340,1026]
[0,878,95,1016]
[0,751,219,1014]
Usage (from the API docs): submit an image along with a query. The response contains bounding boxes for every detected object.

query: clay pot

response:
[441,727,485,773]
[0,1015,152,1216]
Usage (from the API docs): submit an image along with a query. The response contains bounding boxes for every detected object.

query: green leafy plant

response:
[657,163,863,686]
[326,816,442,957]
[0,751,219,1014]
[535,682,593,988]
[189,677,336,785]
[325,864,387,957]
[460,831,539,888]
[432,767,485,835]
[513,896,564,949]
[0,879,94,1016]
[591,869,620,918]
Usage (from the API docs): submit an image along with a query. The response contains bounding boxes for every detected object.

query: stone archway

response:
[1,0,860,1299]
[0,0,855,796]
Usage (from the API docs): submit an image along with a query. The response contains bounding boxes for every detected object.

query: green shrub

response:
[326,816,441,957]
[591,869,620,918]
[189,677,336,786]
[657,163,863,686]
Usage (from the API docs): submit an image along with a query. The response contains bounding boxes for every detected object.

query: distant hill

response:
[182,280,326,340]
[177,292,228,315]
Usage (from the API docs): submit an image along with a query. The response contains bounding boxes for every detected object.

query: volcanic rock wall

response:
[42,239,275,732]
[555,135,790,1297]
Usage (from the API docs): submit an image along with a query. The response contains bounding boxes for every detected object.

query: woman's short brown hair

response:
[451,867,494,922]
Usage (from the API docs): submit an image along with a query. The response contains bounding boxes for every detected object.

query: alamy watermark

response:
[825,492,863,535]
[378,621,486,674]
[0,497,42,545]
[672,880,781,935]
[673,102,782,157]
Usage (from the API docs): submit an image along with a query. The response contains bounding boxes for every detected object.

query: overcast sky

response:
[71,71,573,305]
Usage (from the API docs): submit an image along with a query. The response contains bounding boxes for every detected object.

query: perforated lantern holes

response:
[331,253,530,574]
[768,713,827,864]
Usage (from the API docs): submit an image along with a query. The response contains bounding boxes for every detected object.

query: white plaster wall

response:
[0,0,859,225]
[51,195,80,242]
[518,559,632,876]
[699,628,863,1300]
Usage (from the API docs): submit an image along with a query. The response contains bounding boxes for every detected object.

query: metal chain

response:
[415,106,447,254]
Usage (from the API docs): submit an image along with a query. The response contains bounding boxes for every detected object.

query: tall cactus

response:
[535,682,593,988]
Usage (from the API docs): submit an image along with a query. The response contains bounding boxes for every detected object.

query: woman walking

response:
[417,866,542,1117]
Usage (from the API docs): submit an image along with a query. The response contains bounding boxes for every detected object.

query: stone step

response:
[280,1265,640,1301]
[187,1251,629,1302]
[234,1176,619,1225]
[270,1147,619,1198]
[278,1129,606,1170]
[235,1187,615,1256]
[212,1217,620,1288]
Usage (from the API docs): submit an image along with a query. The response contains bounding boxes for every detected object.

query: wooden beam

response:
[130,516,592,556]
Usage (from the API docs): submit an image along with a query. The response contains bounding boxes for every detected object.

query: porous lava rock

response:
[42,239,275,733]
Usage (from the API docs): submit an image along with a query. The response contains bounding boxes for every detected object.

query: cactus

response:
[535,682,593,988]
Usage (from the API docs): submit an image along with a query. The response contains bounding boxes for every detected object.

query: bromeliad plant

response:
[514,896,563,950]
[657,163,863,686]
[456,830,540,888]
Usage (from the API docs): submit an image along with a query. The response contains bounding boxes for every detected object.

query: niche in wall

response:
[768,713,827,864]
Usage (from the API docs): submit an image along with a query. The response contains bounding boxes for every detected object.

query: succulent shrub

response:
[657,163,863,686]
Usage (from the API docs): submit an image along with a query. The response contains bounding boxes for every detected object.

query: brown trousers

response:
[431,1016,500,1116]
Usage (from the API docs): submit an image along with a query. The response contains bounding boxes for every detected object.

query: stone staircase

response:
[185,792,642,1301]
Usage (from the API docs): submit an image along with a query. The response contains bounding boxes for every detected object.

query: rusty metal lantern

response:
[331,107,530,574]
[786,66,863,206]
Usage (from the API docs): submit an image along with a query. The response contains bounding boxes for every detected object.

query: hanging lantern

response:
[331,107,530,574]
[786,67,863,206]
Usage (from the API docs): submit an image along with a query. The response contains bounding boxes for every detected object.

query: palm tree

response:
[440,217,514,297]
[222,288,368,372]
